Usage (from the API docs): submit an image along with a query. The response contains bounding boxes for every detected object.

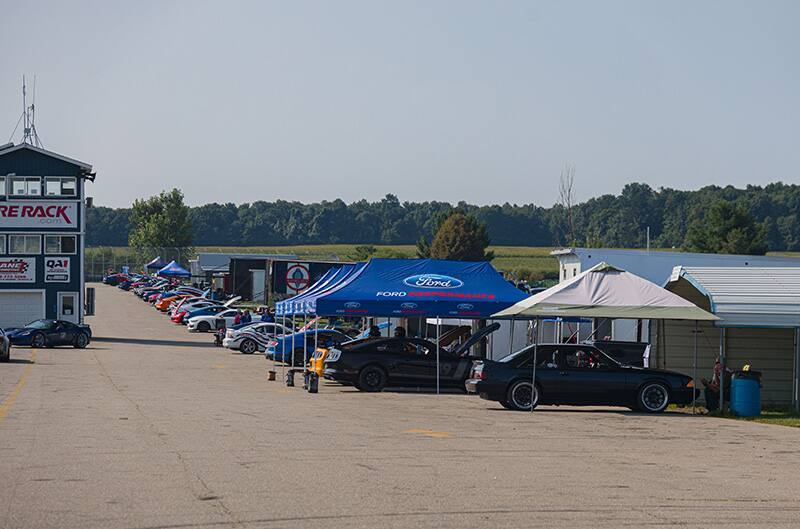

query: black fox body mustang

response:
[466,343,695,413]
[323,324,499,392]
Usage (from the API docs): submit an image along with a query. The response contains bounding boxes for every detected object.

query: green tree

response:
[129,189,193,259]
[683,200,767,255]
[429,211,494,261]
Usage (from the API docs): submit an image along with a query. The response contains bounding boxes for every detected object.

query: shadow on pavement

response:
[4,358,35,364]
[93,336,213,348]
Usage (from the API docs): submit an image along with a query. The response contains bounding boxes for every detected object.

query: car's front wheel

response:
[637,382,670,413]
[74,332,90,349]
[357,365,387,392]
[197,321,211,332]
[506,380,540,411]
[0,344,9,362]
[239,339,257,354]
[31,333,46,349]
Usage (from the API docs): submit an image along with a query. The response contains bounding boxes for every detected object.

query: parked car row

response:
[319,329,694,413]
[107,273,696,414]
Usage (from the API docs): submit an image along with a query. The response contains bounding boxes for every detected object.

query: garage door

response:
[0,291,45,328]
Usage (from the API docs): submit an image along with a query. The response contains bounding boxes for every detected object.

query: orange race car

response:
[155,293,193,312]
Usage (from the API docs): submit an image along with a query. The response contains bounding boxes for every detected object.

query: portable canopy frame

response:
[146,256,166,270]
[156,260,191,278]
[314,258,528,393]
[272,263,366,383]
[493,262,719,412]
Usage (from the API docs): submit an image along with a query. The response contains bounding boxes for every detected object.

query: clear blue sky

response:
[1,0,798,208]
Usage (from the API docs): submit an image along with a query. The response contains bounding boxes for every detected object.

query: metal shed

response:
[661,267,800,410]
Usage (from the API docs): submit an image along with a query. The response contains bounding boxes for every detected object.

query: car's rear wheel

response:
[31,333,46,349]
[74,332,90,349]
[506,380,540,411]
[637,382,670,413]
[357,365,387,392]
[0,344,9,362]
[197,321,211,332]
[239,339,257,354]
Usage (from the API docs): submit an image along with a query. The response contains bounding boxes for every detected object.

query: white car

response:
[187,309,241,332]
[223,322,293,354]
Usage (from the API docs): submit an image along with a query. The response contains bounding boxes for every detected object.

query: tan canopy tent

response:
[494,262,718,321]
[492,262,718,413]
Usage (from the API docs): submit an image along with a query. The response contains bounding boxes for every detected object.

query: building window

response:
[45,235,77,254]
[0,176,5,196]
[9,234,41,254]
[45,177,77,197]
[0,235,5,254]
[10,176,41,196]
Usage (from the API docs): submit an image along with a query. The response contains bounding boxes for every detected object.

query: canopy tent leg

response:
[509,317,515,356]
[302,313,308,368]
[531,318,539,413]
[289,314,296,385]
[280,315,286,382]
[794,328,800,414]
[692,320,698,415]
[436,318,441,395]
[719,327,726,413]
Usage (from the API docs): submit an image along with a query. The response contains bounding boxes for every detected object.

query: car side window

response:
[518,347,559,368]
[564,348,612,370]
[375,339,406,353]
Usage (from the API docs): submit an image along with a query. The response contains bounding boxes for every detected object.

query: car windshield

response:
[26,320,53,330]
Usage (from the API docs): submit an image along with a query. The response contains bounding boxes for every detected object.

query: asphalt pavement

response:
[1,285,799,529]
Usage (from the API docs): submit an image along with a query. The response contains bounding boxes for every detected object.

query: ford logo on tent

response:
[403,274,463,289]
[344,302,361,309]
[457,303,474,310]
[400,302,418,309]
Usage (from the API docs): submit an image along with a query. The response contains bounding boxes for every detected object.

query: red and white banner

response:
[0,258,36,282]
[285,262,310,294]
[0,201,78,229]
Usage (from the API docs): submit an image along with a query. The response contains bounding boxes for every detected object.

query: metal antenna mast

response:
[11,75,44,147]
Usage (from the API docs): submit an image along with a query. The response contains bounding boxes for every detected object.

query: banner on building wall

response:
[0,201,78,229]
[270,260,342,297]
[0,258,36,282]
[45,257,70,283]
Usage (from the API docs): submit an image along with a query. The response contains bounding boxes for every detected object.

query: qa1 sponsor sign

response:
[0,201,78,229]
[0,258,36,282]
[45,257,70,283]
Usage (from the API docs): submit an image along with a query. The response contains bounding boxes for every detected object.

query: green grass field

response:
[193,245,560,280]
[85,245,561,282]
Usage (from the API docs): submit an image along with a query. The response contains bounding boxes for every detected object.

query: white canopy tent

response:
[493,262,719,412]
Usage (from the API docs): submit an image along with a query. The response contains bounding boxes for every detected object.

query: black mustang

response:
[465,343,694,413]
[323,324,500,392]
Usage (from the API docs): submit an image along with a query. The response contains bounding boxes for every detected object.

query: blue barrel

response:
[730,374,761,417]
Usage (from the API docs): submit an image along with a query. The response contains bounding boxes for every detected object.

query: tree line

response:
[86,182,800,253]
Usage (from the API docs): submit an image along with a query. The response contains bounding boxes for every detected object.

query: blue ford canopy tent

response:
[315,259,526,319]
[309,258,527,393]
[157,260,191,278]
[146,256,166,270]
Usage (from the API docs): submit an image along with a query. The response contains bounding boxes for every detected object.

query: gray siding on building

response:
[657,320,795,406]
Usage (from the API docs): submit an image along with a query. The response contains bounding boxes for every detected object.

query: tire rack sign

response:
[45,257,70,283]
[0,258,36,282]
[0,201,78,228]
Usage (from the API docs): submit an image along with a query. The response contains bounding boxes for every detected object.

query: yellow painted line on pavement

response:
[212,364,226,369]
[404,428,452,439]
[0,349,37,422]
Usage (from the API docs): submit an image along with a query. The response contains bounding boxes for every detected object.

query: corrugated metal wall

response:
[657,320,795,406]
